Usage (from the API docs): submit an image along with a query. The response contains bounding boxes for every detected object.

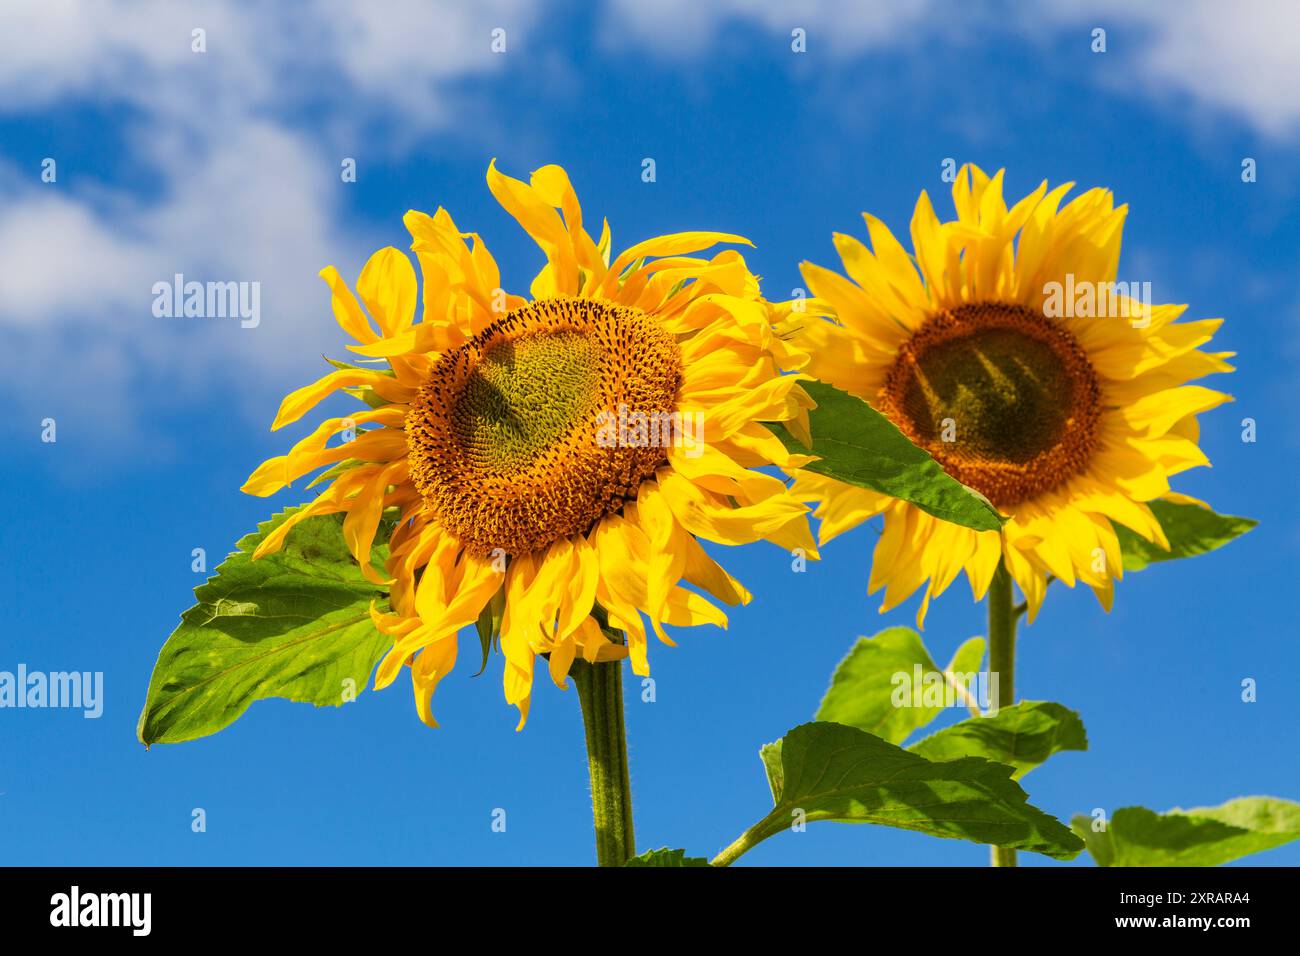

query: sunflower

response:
[789,165,1233,623]
[242,162,817,728]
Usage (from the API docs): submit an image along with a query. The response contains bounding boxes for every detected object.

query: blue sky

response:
[2,0,1297,866]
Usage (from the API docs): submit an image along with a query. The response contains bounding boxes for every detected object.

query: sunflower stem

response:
[988,559,1018,868]
[711,821,766,867]
[571,658,636,867]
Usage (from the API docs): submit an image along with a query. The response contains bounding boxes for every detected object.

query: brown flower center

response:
[406,296,682,556]
[877,302,1102,508]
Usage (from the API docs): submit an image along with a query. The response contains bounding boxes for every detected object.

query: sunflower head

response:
[405,296,683,558]
[791,165,1233,622]
[243,161,816,728]
[877,300,1103,507]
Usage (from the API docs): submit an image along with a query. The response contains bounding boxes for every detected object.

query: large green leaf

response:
[1071,797,1300,867]
[909,701,1087,779]
[726,722,1082,862]
[624,848,711,867]
[138,506,394,745]
[815,628,986,744]
[772,380,1003,531]
[1116,500,1256,572]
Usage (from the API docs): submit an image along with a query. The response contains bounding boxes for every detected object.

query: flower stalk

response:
[987,558,1018,868]
[571,658,636,866]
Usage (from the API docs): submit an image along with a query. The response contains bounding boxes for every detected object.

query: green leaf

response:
[596,226,611,267]
[325,354,394,372]
[342,386,393,410]
[734,722,1082,861]
[138,506,392,745]
[909,701,1087,779]
[624,848,712,867]
[771,380,1002,531]
[815,628,986,744]
[473,585,506,677]
[1116,500,1256,572]
[1071,797,1300,867]
[307,458,362,489]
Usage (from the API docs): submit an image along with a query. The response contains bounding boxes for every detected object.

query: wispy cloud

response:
[0,0,536,437]
[601,0,1300,138]
[600,0,942,58]
[1037,0,1300,138]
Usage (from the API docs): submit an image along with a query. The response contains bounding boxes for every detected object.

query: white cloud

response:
[0,122,350,435]
[315,0,517,121]
[0,196,152,324]
[601,0,1300,138]
[1039,0,1300,138]
[601,0,941,58]
[0,0,537,440]
[0,0,527,128]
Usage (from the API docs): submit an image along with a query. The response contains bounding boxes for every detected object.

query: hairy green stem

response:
[571,659,636,866]
[987,559,1019,868]
[711,821,768,867]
